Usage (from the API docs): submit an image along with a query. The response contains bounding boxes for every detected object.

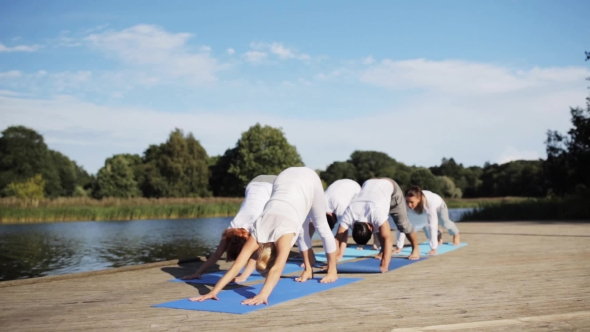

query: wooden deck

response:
[1,221,589,331]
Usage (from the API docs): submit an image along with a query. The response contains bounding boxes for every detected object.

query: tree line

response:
[1,53,588,201]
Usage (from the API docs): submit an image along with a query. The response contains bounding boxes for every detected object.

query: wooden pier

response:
[1,221,589,331]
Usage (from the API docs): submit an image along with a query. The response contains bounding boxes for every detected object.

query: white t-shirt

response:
[325,179,361,219]
[403,190,445,249]
[228,181,273,233]
[339,179,393,232]
[251,167,318,246]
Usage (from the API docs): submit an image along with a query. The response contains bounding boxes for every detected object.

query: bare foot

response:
[453,234,461,246]
[320,271,338,283]
[233,275,247,284]
[295,270,313,282]
[374,252,383,260]
[408,249,420,260]
[372,244,379,250]
[438,238,443,246]
[392,248,402,255]
[356,246,364,250]
[427,249,437,256]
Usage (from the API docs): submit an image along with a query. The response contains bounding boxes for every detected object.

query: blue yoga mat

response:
[153,277,363,314]
[170,261,303,284]
[393,242,467,256]
[328,257,428,273]
[315,247,375,262]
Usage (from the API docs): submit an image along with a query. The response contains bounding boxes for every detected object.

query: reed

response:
[0,197,243,224]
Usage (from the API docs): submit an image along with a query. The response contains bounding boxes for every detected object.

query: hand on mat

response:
[181,273,201,280]
[427,249,437,256]
[242,294,268,306]
[408,250,420,260]
[189,292,218,302]
[295,269,313,282]
[320,272,338,283]
[356,246,364,250]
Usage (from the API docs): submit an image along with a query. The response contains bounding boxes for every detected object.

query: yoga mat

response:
[153,277,363,314]
[170,261,303,284]
[315,247,374,262]
[328,257,428,274]
[393,242,467,256]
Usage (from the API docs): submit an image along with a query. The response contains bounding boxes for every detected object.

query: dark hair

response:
[352,222,372,245]
[405,185,426,214]
[326,213,337,230]
[222,228,250,262]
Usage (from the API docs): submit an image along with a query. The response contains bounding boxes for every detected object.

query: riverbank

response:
[460,197,590,221]
[0,197,243,224]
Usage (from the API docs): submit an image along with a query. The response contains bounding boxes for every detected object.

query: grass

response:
[459,197,590,221]
[0,197,244,224]
[445,196,530,209]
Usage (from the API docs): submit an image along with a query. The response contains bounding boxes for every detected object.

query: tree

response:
[437,176,462,198]
[3,174,45,201]
[410,168,442,195]
[347,150,415,187]
[320,161,357,186]
[139,129,210,197]
[93,155,142,198]
[211,124,303,196]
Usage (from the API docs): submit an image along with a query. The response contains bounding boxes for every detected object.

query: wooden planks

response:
[0,221,589,332]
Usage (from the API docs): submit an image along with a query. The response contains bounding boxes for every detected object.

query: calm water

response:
[0,208,473,281]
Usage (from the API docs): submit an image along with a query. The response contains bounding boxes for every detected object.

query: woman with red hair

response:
[181,175,276,283]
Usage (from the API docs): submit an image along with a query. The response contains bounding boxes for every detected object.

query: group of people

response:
[184,166,461,305]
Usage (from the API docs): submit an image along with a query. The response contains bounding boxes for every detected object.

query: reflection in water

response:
[0,208,472,281]
[0,217,232,281]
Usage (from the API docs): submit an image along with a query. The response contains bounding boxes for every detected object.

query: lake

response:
[0,208,472,281]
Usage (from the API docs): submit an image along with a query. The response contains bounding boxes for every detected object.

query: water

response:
[0,208,473,281]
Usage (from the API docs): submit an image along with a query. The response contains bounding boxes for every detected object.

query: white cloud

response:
[84,24,224,85]
[0,42,40,52]
[243,51,267,63]
[362,56,375,65]
[0,71,22,79]
[0,90,20,96]
[360,58,590,95]
[249,42,310,61]
[497,147,541,164]
[226,48,235,55]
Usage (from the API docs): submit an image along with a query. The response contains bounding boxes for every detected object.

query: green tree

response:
[4,174,45,201]
[347,150,414,187]
[139,129,210,197]
[211,124,303,196]
[320,161,357,186]
[410,168,442,195]
[437,176,462,198]
[93,155,142,198]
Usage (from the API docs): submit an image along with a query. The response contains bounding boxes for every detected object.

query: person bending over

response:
[181,175,276,283]
[190,167,338,305]
[336,178,420,272]
[395,185,461,255]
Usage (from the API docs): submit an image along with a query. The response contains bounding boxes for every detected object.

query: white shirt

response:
[252,167,318,246]
[228,181,273,233]
[339,179,393,232]
[324,179,361,219]
[403,190,445,249]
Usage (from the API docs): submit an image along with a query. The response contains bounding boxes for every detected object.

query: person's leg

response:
[309,174,338,282]
[386,179,420,260]
[393,230,405,254]
[438,202,460,245]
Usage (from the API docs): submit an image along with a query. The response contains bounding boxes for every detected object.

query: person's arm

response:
[233,258,257,283]
[426,206,439,255]
[378,222,393,273]
[242,234,294,305]
[190,236,258,302]
[335,226,349,261]
[182,238,226,280]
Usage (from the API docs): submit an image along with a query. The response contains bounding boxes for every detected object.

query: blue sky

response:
[1,0,589,174]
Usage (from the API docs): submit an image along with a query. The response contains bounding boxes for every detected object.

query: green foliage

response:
[139,129,211,198]
[320,161,357,186]
[347,150,414,187]
[3,174,45,200]
[430,158,482,197]
[437,176,462,198]
[409,168,442,194]
[478,160,547,197]
[460,197,590,221]
[93,155,142,198]
[211,124,303,196]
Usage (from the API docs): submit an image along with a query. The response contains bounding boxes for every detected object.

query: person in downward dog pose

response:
[190,167,339,305]
[181,175,276,283]
[395,185,461,255]
[336,178,420,272]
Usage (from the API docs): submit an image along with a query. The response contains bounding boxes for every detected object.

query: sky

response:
[0,0,589,174]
